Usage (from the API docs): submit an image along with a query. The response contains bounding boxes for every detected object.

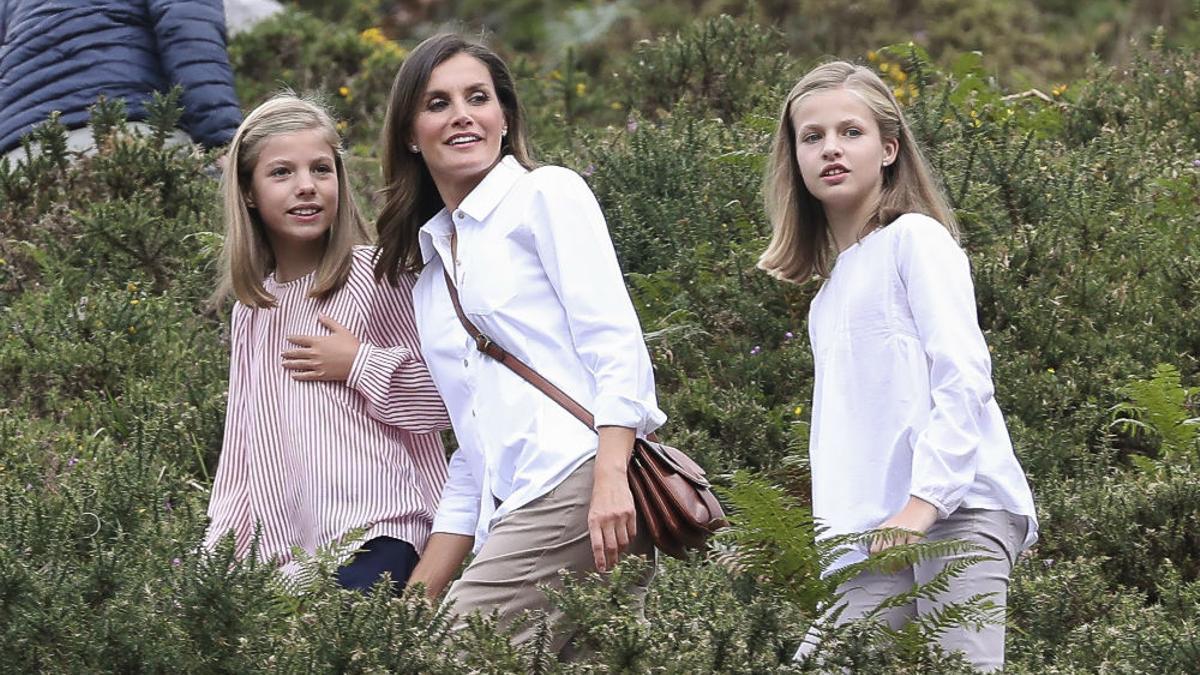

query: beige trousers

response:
[442,457,655,656]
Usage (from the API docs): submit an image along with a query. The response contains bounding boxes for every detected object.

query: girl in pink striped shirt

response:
[203,94,451,593]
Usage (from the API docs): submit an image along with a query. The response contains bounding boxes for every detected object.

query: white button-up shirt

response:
[412,156,666,551]
[808,213,1038,572]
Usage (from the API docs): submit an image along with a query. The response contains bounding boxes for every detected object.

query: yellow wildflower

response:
[336,120,348,132]
[1051,83,1068,97]
[609,101,623,110]
[359,27,386,45]
[129,299,139,306]
[549,69,563,81]
[128,326,137,335]
[338,86,350,98]
[575,82,587,96]
[895,70,908,83]
[867,50,878,62]
[1047,367,1056,374]
[0,257,7,265]
[793,406,803,416]
[126,281,137,292]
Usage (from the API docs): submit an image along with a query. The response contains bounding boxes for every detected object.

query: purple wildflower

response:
[750,345,762,356]
[1192,158,1200,168]
[171,558,182,567]
[582,164,596,177]
[67,457,79,467]
[784,331,794,340]
[626,116,639,133]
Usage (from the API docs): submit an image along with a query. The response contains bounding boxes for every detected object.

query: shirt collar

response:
[418,155,528,265]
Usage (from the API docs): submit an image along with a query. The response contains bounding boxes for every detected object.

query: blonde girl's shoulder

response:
[351,244,418,290]
[886,212,960,249]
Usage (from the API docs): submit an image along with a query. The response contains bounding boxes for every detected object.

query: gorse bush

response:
[2,8,1199,672]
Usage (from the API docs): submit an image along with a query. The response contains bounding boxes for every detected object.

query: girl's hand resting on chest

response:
[282,314,360,382]
[869,496,939,555]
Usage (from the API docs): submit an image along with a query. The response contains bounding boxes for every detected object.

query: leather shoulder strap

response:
[443,269,597,431]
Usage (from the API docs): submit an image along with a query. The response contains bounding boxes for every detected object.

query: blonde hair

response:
[374,33,536,283]
[212,93,370,308]
[758,60,958,284]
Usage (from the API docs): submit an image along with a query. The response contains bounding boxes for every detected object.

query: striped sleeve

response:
[346,270,451,433]
[203,303,254,556]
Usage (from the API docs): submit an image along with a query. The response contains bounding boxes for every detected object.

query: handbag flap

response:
[638,439,710,488]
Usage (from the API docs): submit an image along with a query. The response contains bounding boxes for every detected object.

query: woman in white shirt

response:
[371,34,665,655]
[757,61,1038,671]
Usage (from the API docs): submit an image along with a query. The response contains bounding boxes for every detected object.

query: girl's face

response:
[790,88,898,214]
[411,52,507,204]
[247,128,339,258]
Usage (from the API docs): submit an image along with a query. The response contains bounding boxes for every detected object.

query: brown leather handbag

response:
[443,270,728,559]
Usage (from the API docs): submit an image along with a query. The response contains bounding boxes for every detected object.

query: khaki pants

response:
[797,508,1030,671]
[443,458,655,656]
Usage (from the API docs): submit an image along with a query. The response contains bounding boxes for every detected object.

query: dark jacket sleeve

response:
[147,0,242,147]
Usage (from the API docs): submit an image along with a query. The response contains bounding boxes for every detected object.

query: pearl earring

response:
[410,144,420,153]
[502,128,508,137]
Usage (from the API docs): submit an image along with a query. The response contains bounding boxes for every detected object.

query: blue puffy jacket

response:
[0,0,242,154]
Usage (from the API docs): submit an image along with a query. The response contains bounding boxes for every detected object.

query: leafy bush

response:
[1,8,1199,672]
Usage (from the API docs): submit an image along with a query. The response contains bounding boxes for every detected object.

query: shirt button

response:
[455,211,464,220]
[471,410,476,417]
[463,358,469,367]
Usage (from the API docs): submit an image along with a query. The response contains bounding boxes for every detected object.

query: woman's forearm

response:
[407,532,474,599]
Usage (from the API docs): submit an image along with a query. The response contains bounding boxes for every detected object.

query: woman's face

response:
[410,52,507,206]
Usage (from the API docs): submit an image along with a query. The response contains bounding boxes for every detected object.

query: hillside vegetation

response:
[1,6,1198,672]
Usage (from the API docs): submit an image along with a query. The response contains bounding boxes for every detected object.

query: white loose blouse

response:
[412,156,666,552]
[807,213,1038,572]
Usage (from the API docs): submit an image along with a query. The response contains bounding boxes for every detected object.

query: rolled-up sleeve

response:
[431,448,482,536]
[526,167,666,435]
[897,217,992,519]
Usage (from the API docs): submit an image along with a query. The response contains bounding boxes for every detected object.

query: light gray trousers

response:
[797,508,1029,671]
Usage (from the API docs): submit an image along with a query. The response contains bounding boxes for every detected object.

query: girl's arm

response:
[526,167,667,569]
[282,274,451,433]
[896,216,997,522]
[203,305,254,555]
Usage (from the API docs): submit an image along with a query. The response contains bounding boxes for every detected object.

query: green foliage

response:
[1111,363,1200,472]
[2,8,1199,671]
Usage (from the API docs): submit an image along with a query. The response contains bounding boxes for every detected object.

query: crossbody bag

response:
[442,270,727,559]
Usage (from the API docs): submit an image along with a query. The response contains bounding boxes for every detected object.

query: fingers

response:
[280,358,317,371]
[589,509,635,572]
[286,334,316,348]
[290,369,328,381]
[317,313,350,335]
[281,348,315,361]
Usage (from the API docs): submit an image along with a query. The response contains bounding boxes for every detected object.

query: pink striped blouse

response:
[203,247,450,577]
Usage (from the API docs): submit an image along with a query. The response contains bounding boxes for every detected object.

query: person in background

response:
[0,0,242,164]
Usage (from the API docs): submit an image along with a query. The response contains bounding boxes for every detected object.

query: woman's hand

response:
[589,426,637,572]
[282,314,360,382]
[869,496,939,554]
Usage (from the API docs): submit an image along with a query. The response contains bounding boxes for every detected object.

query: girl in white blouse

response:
[758,62,1038,671]
[372,35,664,655]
